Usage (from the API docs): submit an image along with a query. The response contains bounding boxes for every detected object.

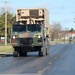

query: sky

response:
[0,0,75,30]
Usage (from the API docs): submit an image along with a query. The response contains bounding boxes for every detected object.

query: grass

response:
[0,45,13,52]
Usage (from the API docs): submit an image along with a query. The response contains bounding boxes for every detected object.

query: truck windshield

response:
[27,25,41,32]
[12,25,26,32]
[12,24,41,32]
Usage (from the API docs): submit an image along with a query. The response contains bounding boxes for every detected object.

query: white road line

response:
[38,66,49,74]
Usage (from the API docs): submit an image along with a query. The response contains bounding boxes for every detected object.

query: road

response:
[0,44,75,75]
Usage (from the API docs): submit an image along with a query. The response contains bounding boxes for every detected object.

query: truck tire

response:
[39,51,41,56]
[46,48,49,55]
[39,50,46,56]
[19,52,22,57]
[13,51,19,57]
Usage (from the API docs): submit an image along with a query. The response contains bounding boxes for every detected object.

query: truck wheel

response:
[39,51,41,56]
[46,50,49,55]
[39,51,46,56]
[13,51,19,57]
[46,48,49,55]
[19,52,22,57]
[41,51,45,56]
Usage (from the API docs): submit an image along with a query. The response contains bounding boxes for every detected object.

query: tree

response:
[0,12,16,40]
[7,12,16,37]
[70,28,74,32]
[51,22,62,41]
[0,14,5,36]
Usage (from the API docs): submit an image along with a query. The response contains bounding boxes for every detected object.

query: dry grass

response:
[0,45,13,52]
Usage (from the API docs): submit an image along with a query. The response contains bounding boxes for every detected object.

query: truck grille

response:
[20,38,33,45]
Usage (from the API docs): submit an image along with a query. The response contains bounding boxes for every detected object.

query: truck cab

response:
[11,8,50,57]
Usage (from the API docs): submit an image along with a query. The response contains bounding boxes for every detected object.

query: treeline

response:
[0,12,16,37]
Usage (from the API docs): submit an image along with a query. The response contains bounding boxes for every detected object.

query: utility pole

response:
[1,1,9,45]
[5,1,7,45]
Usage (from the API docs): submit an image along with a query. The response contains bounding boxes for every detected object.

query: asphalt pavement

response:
[0,44,75,75]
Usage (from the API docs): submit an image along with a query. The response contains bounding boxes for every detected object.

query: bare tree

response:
[0,5,13,14]
[51,22,62,41]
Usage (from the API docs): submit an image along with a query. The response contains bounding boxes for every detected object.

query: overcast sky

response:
[0,0,75,30]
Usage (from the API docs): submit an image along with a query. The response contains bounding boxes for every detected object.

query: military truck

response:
[11,8,50,57]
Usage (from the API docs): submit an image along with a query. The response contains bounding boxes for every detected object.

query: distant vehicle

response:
[11,8,50,57]
[69,37,72,43]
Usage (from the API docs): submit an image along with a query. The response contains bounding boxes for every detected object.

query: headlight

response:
[13,36,15,39]
[38,35,41,38]
[12,35,18,39]
[35,35,41,38]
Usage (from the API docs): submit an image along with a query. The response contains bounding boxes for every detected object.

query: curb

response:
[0,52,13,57]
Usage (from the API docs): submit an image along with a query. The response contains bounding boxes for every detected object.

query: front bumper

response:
[11,38,42,47]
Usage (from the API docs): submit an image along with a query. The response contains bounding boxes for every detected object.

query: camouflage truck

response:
[11,8,50,57]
